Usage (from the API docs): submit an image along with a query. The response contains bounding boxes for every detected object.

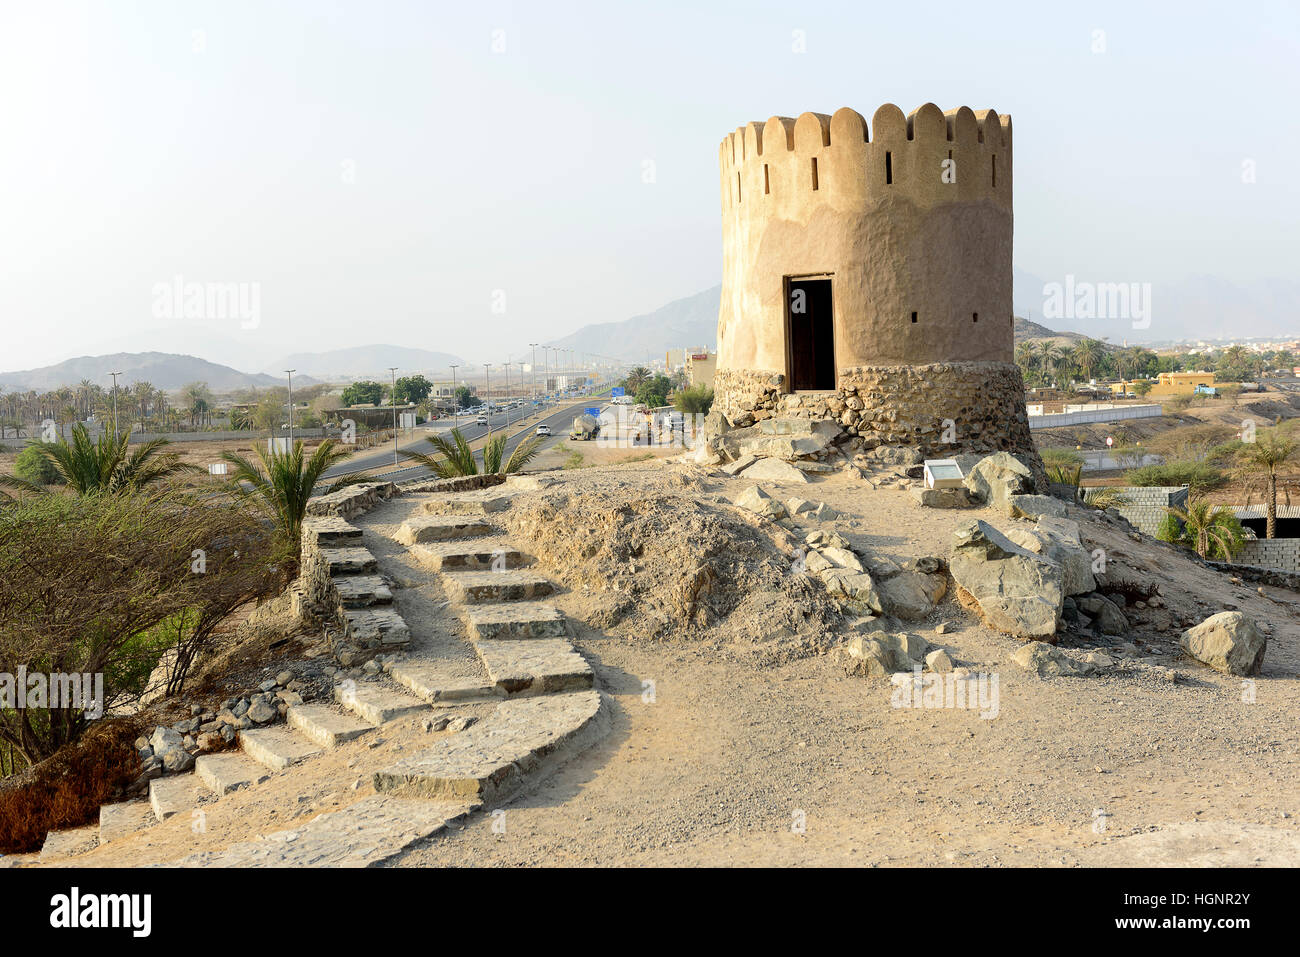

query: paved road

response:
[318,400,603,488]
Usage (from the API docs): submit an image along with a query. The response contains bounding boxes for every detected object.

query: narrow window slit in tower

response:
[885,152,893,185]
[992,154,997,188]
[810,157,819,191]
[764,164,770,195]
[737,171,742,203]
[910,311,917,324]
[973,312,979,323]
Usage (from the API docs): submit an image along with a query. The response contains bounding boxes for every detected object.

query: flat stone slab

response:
[99,800,154,844]
[474,638,594,695]
[411,540,524,572]
[375,690,610,803]
[149,773,204,821]
[465,601,568,640]
[420,491,515,517]
[167,797,477,868]
[335,681,429,725]
[322,546,378,575]
[287,702,376,748]
[396,514,494,545]
[332,574,394,608]
[239,726,324,770]
[302,515,363,546]
[443,569,554,604]
[389,660,498,704]
[196,753,272,795]
[39,824,99,861]
[343,607,411,647]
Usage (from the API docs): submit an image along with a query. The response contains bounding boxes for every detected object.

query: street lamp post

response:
[529,343,538,413]
[109,372,122,441]
[503,359,512,427]
[388,367,399,466]
[449,364,459,432]
[483,364,492,434]
[285,369,296,444]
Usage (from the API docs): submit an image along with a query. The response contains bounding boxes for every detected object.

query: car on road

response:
[535,424,552,437]
[475,413,489,425]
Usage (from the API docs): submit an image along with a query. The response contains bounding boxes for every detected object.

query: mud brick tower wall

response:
[713,103,1038,459]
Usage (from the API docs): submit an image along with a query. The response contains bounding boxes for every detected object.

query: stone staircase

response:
[35,479,609,866]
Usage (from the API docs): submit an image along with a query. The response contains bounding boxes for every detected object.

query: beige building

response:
[712,103,1036,458]
[685,350,716,388]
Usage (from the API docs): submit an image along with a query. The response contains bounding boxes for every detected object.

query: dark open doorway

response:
[786,276,835,391]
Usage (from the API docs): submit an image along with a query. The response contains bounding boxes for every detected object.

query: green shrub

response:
[672,385,714,416]
[1040,447,1085,469]
[1155,511,1183,543]
[14,445,62,485]
[1124,460,1225,493]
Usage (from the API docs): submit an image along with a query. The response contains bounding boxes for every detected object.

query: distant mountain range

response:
[265,345,465,380]
[0,352,295,393]
[548,285,721,362]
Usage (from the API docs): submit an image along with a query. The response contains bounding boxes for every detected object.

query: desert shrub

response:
[0,718,141,854]
[14,445,62,485]
[1163,394,1193,413]
[1155,511,1183,543]
[0,490,280,764]
[673,385,714,416]
[1124,461,1225,493]
[1040,447,1084,469]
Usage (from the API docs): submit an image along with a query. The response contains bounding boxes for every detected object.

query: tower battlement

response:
[719,104,1011,213]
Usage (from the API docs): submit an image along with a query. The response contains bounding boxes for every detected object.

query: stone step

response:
[239,726,324,771]
[473,638,594,696]
[396,514,494,545]
[411,540,525,572]
[332,574,394,609]
[464,601,568,640]
[149,773,205,821]
[287,702,376,748]
[321,546,378,576]
[334,681,429,725]
[98,799,154,844]
[374,690,610,803]
[343,607,411,647]
[443,569,554,604]
[195,752,271,796]
[420,491,515,517]
[39,823,99,861]
[168,797,478,867]
[302,515,363,547]
[388,660,499,705]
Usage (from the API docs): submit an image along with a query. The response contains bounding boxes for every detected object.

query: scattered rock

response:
[734,485,789,520]
[1012,642,1078,677]
[911,486,975,509]
[950,520,1063,639]
[1007,493,1068,520]
[740,458,811,484]
[963,452,1034,510]
[924,649,954,673]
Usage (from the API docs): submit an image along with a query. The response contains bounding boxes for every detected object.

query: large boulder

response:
[1003,516,1096,597]
[1181,612,1266,676]
[1007,494,1067,521]
[962,453,1035,510]
[741,458,810,484]
[950,520,1063,639]
[1076,593,1129,635]
[841,631,932,677]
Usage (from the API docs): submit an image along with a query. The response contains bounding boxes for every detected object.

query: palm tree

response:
[221,439,358,547]
[1070,338,1104,383]
[625,366,653,393]
[399,427,544,479]
[1235,429,1299,539]
[0,423,199,496]
[1163,499,1245,560]
[1036,342,1061,387]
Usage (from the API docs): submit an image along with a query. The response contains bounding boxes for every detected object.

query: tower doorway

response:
[785,276,835,391]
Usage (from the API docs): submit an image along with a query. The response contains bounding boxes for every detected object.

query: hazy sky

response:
[1,0,1297,373]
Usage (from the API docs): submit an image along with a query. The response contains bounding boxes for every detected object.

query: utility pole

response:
[449,364,459,433]
[388,367,399,465]
[504,359,512,427]
[285,369,296,444]
[483,364,492,434]
[109,371,122,440]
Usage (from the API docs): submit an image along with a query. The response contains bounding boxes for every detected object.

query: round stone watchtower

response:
[713,102,1036,458]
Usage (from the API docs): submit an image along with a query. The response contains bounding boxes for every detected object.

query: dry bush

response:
[0,717,140,854]
[0,489,282,764]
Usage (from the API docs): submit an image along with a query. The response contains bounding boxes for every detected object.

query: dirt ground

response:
[25,456,1300,868]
